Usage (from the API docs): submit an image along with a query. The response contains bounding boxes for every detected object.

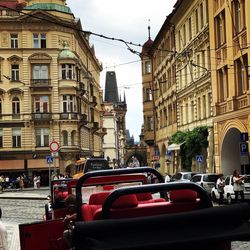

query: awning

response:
[167,142,185,151]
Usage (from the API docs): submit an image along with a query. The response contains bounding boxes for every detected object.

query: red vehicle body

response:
[19,167,250,250]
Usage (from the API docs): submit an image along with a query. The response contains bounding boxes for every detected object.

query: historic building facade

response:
[208,0,250,175]
[0,0,105,182]
[172,0,214,173]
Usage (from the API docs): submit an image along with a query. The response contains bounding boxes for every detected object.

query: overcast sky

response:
[67,0,177,141]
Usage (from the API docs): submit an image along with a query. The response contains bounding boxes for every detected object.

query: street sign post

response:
[49,140,60,152]
[196,155,203,173]
[46,156,54,190]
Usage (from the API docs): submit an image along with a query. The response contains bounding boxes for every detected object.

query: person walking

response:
[233,170,245,203]
[216,174,225,205]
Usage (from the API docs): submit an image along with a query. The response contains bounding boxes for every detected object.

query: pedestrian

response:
[233,169,245,203]
[19,174,24,191]
[216,174,225,205]
[33,175,37,189]
[36,175,41,189]
[0,207,8,250]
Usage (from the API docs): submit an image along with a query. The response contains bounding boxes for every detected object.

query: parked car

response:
[171,172,198,182]
[190,173,220,195]
[211,174,250,204]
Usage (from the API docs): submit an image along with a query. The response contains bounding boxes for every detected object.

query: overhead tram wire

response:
[2,4,250,69]
[0,4,175,57]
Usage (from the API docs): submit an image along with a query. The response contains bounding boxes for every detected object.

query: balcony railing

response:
[60,113,81,120]
[31,79,51,87]
[32,113,52,120]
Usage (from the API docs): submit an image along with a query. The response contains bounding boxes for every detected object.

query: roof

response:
[141,38,153,55]
[24,3,72,14]
[58,42,77,60]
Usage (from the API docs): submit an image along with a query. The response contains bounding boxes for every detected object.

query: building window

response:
[145,88,152,101]
[200,3,204,28]
[217,67,228,102]
[233,0,245,34]
[62,130,68,146]
[35,128,49,147]
[197,97,201,120]
[189,17,192,41]
[33,65,48,79]
[10,34,18,48]
[62,95,75,113]
[235,55,248,95]
[215,11,226,47]
[202,95,206,119]
[71,130,76,145]
[0,129,3,147]
[61,64,74,80]
[11,64,19,81]
[145,61,151,74]
[33,33,46,48]
[12,97,20,115]
[12,128,21,148]
[195,9,199,33]
[35,96,49,113]
[147,116,153,131]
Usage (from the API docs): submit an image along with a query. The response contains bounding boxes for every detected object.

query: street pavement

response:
[1,187,250,250]
[0,187,49,250]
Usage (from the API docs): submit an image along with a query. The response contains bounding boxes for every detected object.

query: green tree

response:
[170,126,209,170]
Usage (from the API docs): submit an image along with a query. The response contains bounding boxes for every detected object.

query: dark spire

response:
[123,92,126,104]
[104,71,119,103]
[148,19,151,40]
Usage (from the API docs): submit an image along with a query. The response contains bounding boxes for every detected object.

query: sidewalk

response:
[0,187,49,200]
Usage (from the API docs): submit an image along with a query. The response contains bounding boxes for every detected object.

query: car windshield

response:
[84,159,110,173]
[183,173,192,180]
[203,175,219,182]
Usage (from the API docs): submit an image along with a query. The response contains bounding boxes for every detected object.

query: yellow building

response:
[0,0,105,183]
[148,18,177,175]
[208,0,250,175]
[171,0,214,173]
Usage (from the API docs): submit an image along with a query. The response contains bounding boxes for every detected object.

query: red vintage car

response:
[19,167,250,250]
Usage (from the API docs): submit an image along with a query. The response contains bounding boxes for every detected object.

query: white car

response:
[190,173,220,195]
[211,174,250,204]
[170,172,198,182]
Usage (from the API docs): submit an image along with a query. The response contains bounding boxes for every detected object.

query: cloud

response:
[67,0,176,141]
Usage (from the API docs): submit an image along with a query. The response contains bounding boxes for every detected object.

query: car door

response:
[19,219,69,250]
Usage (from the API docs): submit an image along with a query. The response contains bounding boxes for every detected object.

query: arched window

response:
[62,130,68,146]
[71,130,76,146]
[12,96,20,115]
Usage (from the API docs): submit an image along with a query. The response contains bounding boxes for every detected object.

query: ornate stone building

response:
[208,0,250,175]
[0,0,105,183]
[172,0,213,173]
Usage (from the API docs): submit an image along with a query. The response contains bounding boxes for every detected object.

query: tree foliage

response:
[170,126,209,170]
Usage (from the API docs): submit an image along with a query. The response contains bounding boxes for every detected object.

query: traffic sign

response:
[240,142,248,156]
[49,140,60,152]
[240,132,249,142]
[196,155,203,163]
[46,155,54,164]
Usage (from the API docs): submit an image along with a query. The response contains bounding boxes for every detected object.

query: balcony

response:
[30,79,52,91]
[32,113,52,121]
[60,113,78,120]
